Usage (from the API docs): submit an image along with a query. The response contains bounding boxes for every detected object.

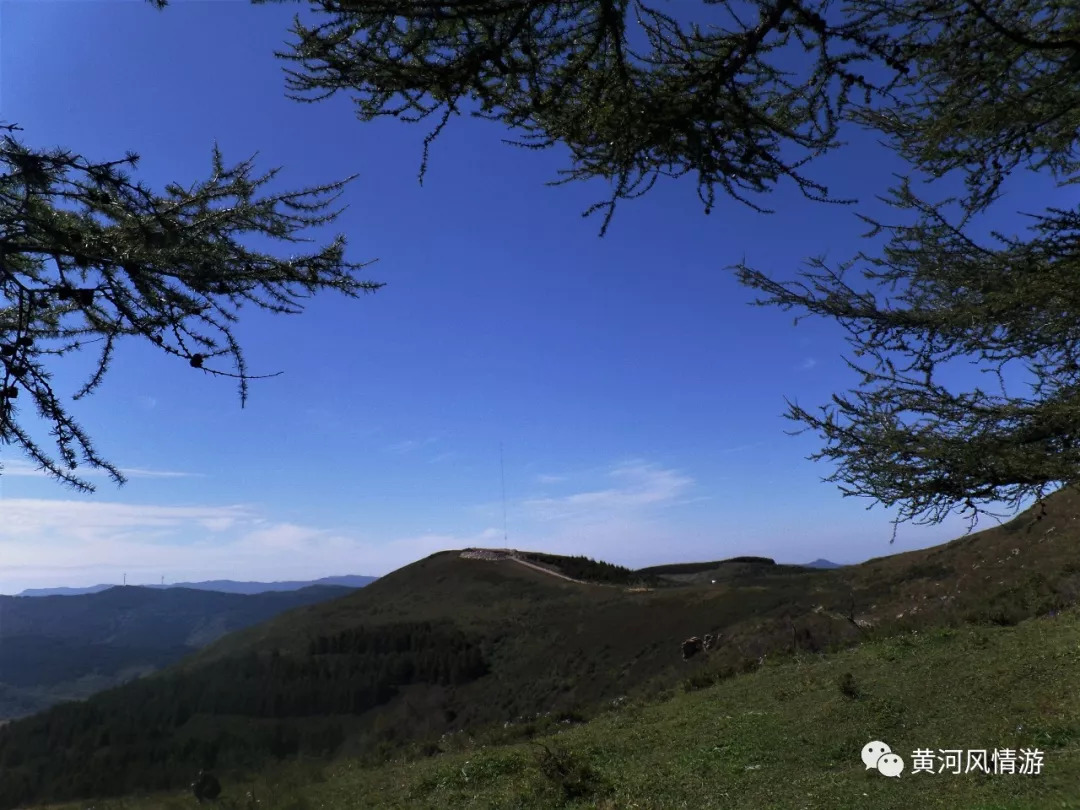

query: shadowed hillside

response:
[0,585,356,722]
[2,485,1080,808]
[637,557,821,586]
[637,556,777,576]
[33,605,1080,810]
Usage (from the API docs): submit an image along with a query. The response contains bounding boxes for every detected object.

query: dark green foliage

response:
[722,556,776,566]
[838,671,861,700]
[638,557,776,576]
[0,123,378,491]
[900,562,955,582]
[304,621,490,692]
[552,709,587,725]
[682,670,721,693]
[251,0,1080,534]
[0,636,185,689]
[791,623,825,654]
[0,621,487,808]
[269,1,888,236]
[968,573,1071,627]
[531,740,610,803]
[1027,722,1080,751]
[518,552,658,586]
[731,0,1080,537]
[0,585,356,721]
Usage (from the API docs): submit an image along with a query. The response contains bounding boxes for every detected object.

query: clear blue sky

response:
[0,1,1068,593]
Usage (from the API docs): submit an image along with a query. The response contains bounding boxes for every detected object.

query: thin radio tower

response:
[500,441,508,546]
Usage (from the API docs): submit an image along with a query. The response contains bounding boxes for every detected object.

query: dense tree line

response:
[638,558,778,577]
[520,553,661,586]
[0,636,187,689]
[0,621,487,808]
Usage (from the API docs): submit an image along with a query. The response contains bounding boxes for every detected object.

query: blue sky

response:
[0,1,1069,593]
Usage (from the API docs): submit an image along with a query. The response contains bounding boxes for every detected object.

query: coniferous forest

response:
[518,552,661,586]
[0,621,487,807]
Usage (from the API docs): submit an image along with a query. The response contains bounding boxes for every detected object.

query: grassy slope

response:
[166,550,871,741]
[12,485,1080,808]
[40,606,1080,809]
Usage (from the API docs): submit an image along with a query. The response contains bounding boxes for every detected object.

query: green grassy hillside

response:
[35,605,1080,809]
[4,485,1080,808]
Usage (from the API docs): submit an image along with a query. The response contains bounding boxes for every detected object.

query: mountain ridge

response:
[15,574,377,597]
[2,485,1077,808]
[803,558,843,568]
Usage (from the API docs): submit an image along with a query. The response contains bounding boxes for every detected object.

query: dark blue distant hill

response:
[17,574,377,597]
[802,559,843,569]
[0,583,363,721]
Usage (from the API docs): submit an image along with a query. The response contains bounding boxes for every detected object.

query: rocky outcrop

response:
[460,548,516,560]
[681,636,704,660]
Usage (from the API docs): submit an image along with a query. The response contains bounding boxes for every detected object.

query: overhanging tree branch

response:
[266,0,913,234]
[0,128,380,491]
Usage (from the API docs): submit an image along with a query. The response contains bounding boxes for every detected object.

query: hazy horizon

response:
[4,554,852,596]
[0,2,1066,595]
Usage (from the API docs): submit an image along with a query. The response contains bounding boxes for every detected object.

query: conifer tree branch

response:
[0,130,380,491]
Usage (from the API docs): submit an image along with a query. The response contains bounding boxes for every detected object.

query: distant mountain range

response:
[16,574,377,597]
[4,480,1080,809]
[1,485,1077,810]
[0,581,370,721]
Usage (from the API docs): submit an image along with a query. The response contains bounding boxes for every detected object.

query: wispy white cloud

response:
[0,494,501,594]
[0,460,201,479]
[0,499,255,543]
[120,467,204,479]
[509,517,678,569]
[199,516,240,532]
[718,441,768,455]
[387,436,438,454]
[799,357,818,371]
[520,460,694,521]
[0,453,995,594]
[136,395,158,410]
[0,457,706,591]
[428,452,456,464]
[671,495,716,506]
[535,474,566,484]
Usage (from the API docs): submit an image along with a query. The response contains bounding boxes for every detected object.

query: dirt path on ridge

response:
[507,555,589,584]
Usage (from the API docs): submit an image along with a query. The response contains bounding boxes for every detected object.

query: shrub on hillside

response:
[838,672,861,700]
[968,572,1074,627]
[901,562,956,582]
[682,671,719,693]
[531,741,611,803]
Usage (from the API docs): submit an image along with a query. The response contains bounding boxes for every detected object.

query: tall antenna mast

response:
[500,441,508,546]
